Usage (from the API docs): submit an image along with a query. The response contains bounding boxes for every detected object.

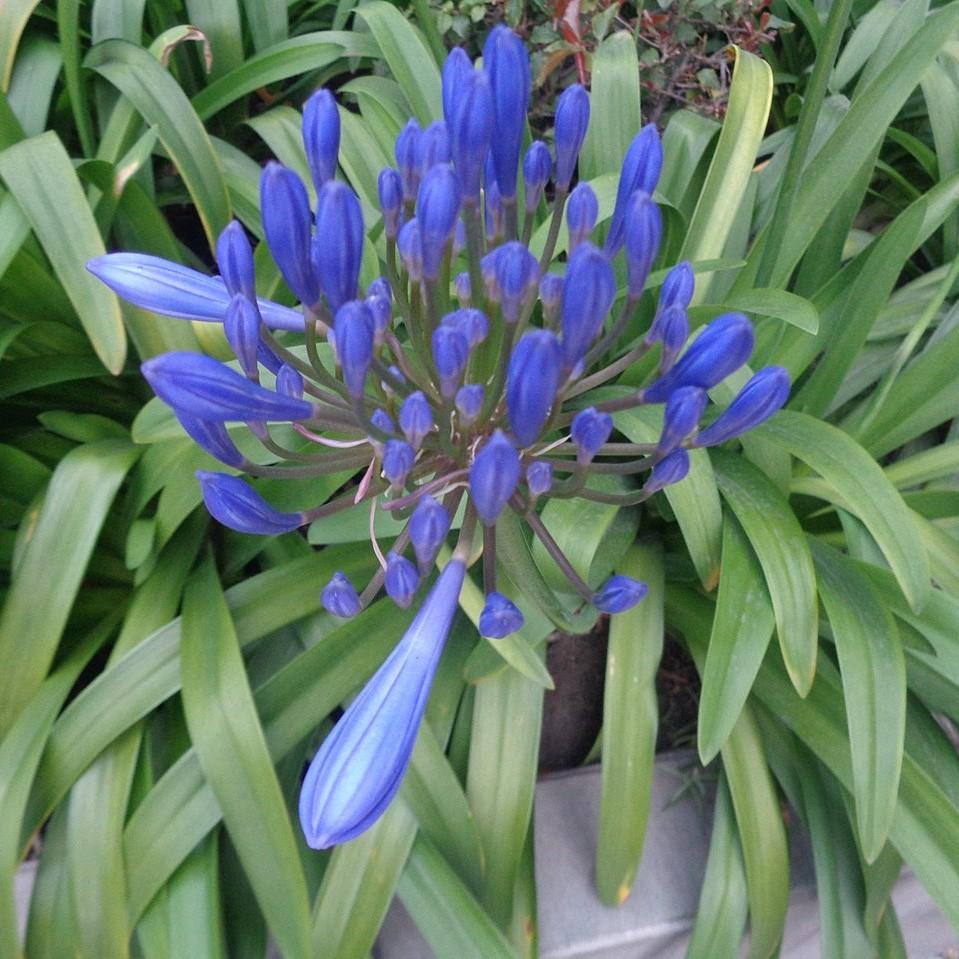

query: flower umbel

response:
[88,29,790,849]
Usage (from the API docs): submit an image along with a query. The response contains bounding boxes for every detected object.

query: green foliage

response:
[2,0,959,957]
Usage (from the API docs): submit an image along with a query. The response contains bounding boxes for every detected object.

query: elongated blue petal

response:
[142,352,313,422]
[482,25,530,198]
[197,471,305,534]
[469,430,520,525]
[86,254,303,330]
[507,329,562,447]
[299,559,466,848]
[313,181,364,311]
[694,366,791,447]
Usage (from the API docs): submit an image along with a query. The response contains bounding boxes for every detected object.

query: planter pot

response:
[376,754,958,959]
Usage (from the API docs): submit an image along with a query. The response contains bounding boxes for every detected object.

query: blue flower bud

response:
[554,84,590,189]
[566,183,598,251]
[642,313,754,403]
[484,154,504,241]
[177,413,245,468]
[385,550,420,608]
[507,329,562,447]
[523,141,552,214]
[395,118,422,203]
[303,88,340,192]
[196,470,304,534]
[450,71,493,200]
[479,592,525,638]
[694,366,791,447]
[260,163,319,307]
[370,408,396,435]
[366,294,391,342]
[216,220,256,302]
[257,341,283,375]
[321,571,361,619]
[397,218,423,283]
[644,448,690,493]
[571,407,613,462]
[605,124,663,256]
[469,429,520,525]
[646,304,689,373]
[443,307,488,347]
[224,294,260,378]
[86,254,303,331]
[594,575,648,614]
[142,352,313,422]
[416,164,461,280]
[443,47,473,126]
[382,439,416,489]
[409,494,451,569]
[492,241,540,323]
[659,386,707,453]
[378,167,403,240]
[382,365,406,397]
[526,460,553,497]
[539,273,564,324]
[313,181,363,311]
[455,384,484,425]
[276,364,304,400]
[482,25,530,199]
[299,559,465,848]
[333,301,374,397]
[625,192,662,298]
[431,324,470,398]
[400,391,434,448]
[418,120,451,176]
[455,271,471,305]
[658,261,695,312]
[560,243,616,369]
[368,277,391,301]
[452,220,466,257]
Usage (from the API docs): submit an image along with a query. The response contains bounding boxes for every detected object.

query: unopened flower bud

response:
[644,448,690,493]
[554,84,590,189]
[418,120,451,175]
[571,407,613,462]
[321,571,361,619]
[383,439,415,489]
[484,154,504,241]
[276,364,304,399]
[560,243,615,369]
[216,220,256,302]
[442,48,473,126]
[397,218,423,283]
[492,242,540,323]
[625,192,662,298]
[333,301,375,397]
[605,124,663,256]
[370,408,396,435]
[483,25,530,199]
[526,460,553,497]
[409,494,451,568]
[260,163,318,307]
[658,261,695,312]
[450,71,493,200]
[224,294,260,378]
[566,183,598,251]
[479,592,524,638]
[197,470,304,534]
[303,88,340,192]
[400,391,434,448]
[694,366,791,447]
[378,168,403,240]
[455,384,484,425]
[507,329,562,447]
[385,550,420,608]
[469,430,520,525]
[368,277,391,301]
[523,141,552,214]
[416,164,461,281]
[454,271,471,305]
[395,118,422,203]
[313,181,363,311]
[539,273,564,324]
[659,386,707,453]
[431,324,470,397]
[177,414,245,468]
[594,575,648,614]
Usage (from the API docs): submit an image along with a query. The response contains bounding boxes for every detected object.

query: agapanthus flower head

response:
[554,83,590,189]
[196,471,304,535]
[260,162,319,308]
[299,559,465,848]
[90,23,790,855]
[479,592,525,638]
[694,366,791,447]
[303,88,340,191]
[321,571,362,619]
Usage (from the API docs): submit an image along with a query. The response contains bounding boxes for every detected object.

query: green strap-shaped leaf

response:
[0,439,139,737]
[180,559,313,959]
[0,132,126,372]
[0,0,41,90]
[397,834,515,959]
[579,31,641,181]
[811,542,906,862]
[758,410,930,612]
[712,449,818,694]
[356,2,441,125]
[595,542,663,905]
[85,39,231,251]
[680,48,772,302]
[698,513,775,763]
